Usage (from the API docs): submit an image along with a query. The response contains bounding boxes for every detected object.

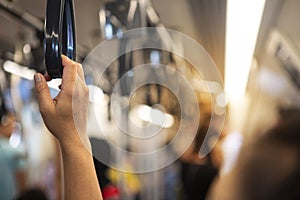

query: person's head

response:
[0,100,15,138]
[209,114,300,200]
[0,112,16,138]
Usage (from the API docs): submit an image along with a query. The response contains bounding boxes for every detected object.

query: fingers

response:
[61,55,85,90]
[61,55,85,80]
[76,63,85,82]
[44,73,52,81]
[61,55,77,90]
[45,55,85,82]
[34,73,55,116]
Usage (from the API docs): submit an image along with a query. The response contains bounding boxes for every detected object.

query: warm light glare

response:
[132,104,174,128]
[225,0,266,101]
[23,44,31,54]
[3,60,62,91]
[3,61,35,80]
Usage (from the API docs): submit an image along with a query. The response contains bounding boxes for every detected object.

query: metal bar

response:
[0,0,44,31]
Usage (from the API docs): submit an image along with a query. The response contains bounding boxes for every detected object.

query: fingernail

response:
[34,74,42,83]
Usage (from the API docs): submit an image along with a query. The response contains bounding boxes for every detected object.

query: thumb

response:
[34,73,55,115]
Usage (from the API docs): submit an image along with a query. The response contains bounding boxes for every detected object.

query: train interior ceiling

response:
[0,0,300,199]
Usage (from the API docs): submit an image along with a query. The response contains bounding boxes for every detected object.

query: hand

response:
[34,55,90,151]
[35,56,102,200]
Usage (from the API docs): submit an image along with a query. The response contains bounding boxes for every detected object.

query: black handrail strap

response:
[45,0,76,78]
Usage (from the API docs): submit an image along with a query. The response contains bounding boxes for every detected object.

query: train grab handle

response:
[44,0,76,78]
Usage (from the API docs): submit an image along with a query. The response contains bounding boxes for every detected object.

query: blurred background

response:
[0,0,299,199]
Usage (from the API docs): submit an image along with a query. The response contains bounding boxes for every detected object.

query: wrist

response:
[59,141,91,160]
[58,134,91,155]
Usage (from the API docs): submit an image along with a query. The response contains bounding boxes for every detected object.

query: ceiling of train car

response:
[1,0,299,87]
[0,0,226,77]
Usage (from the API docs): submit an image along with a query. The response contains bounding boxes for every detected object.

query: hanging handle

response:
[45,0,76,78]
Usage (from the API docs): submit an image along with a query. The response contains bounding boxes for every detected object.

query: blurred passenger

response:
[209,113,300,200]
[180,120,222,200]
[278,106,300,122]
[107,153,141,200]
[91,137,120,200]
[0,103,26,199]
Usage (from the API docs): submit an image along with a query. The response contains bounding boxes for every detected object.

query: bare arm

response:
[34,56,102,200]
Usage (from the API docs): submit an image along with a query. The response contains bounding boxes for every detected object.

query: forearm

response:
[34,57,102,199]
[60,142,103,200]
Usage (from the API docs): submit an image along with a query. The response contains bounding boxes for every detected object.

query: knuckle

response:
[36,82,48,93]
[70,60,77,68]
[64,88,74,98]
[72,63,78,69]
[77,63,83,68]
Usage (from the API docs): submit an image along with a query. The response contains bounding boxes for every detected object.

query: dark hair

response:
[236,114,300,200]
[0,98,8,120]
[15,188,48,200]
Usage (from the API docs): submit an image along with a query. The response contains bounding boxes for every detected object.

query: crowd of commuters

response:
[1,55,300,199]
[208,112,300,200]
[0,102,26,199]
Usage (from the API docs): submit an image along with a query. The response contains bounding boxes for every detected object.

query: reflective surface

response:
[45,0,76,78]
